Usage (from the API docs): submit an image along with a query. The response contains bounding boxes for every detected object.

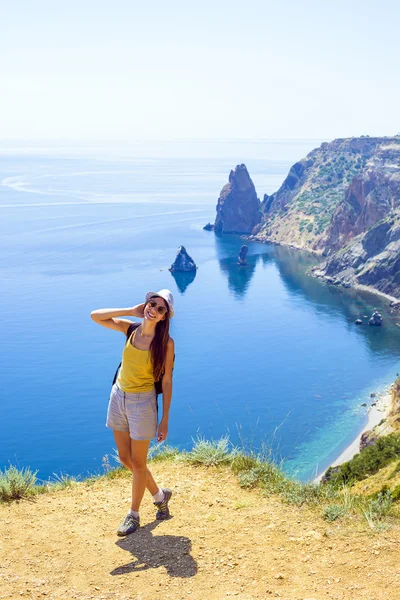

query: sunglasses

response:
[147,300,168,315]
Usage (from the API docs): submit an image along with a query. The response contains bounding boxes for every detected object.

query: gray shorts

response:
[106,384,158,440]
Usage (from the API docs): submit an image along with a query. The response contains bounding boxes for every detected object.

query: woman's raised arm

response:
[91,304,145,334]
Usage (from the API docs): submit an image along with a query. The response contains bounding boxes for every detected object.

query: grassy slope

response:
[2,435,400,527]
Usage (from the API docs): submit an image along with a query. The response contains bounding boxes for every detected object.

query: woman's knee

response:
[118,449,131,465]
[131,455,147,471]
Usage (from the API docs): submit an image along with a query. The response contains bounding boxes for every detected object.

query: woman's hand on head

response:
[132,303,145,318]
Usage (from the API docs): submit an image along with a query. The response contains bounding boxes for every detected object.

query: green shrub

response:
[148,444,181,463]
[391,484,400,502]
[0,465,38,501]
[184,436,235,466]
[228,449,287,492]
[231,453,260,474]
[280,480,337,506]
[238,469,261,488]
[323,504,347,522]
[97,466,130,481]
[388,460,400,480]
[299,219,308,232]
[363,490,393,527]
[49,473,80,490]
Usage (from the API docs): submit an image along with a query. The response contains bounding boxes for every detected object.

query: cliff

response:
[214,164,261,234]
[251,137,400,298]
[312,216,400,298]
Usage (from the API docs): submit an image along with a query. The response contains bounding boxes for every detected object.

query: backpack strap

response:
[111,322,140,386]
[154,350,175,398]
[126,322,140,342]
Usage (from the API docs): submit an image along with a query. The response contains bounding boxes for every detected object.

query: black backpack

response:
[112,322,165,396]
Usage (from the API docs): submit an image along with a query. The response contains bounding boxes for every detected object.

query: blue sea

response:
[1,139,400,482]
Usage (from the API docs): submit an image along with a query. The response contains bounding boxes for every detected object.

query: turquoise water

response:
[1,140,400,482]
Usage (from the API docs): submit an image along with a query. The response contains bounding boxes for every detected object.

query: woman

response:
[91,289,175,536]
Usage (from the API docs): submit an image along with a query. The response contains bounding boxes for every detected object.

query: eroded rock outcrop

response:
[312,217,400,298]
[169,246,197,272]
[214,164,261,234]
[251,136,400,299]
[360,429,379,451]
[316,168,399,256]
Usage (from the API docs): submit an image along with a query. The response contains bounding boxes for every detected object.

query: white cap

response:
[145,289,175,317]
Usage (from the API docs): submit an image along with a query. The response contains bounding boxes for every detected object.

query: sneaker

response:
[154,488,172,520]
[117,513,140,536]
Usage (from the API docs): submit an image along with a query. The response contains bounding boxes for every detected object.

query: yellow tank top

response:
[116,329,155,393]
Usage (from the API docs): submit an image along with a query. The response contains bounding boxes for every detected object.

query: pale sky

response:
[1,0,399,141]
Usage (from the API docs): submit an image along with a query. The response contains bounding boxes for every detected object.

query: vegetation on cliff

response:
[252,136,400,298]
[323,378,400,500]
[2,434,400,530]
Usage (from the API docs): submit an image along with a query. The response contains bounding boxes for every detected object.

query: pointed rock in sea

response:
[169,246,197,272]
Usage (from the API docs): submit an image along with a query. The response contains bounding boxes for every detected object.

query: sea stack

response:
[238,245,248,265]
[169,246,197,272]
[214,164,261,234]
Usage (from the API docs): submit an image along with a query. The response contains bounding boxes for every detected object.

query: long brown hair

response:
[147,296,170,381]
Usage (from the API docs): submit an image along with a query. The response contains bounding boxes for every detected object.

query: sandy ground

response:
[314,387,394,483]
[1,462,400,600]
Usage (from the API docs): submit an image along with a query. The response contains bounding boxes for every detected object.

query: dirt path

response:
[1,463,399,600]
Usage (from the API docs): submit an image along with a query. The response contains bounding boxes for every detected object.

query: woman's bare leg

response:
[113,430,134,471]
[145,467,159,496]
[130,439,151,511]
[113,431,159,495]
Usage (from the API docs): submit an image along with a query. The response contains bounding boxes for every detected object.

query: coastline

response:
[314,384,394,483]
[247,237,400,306]
[352,283,400,306]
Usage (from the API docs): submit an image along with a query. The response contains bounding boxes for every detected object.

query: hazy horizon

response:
[1,0,399,142]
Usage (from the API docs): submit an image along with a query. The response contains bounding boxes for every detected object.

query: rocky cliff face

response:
[214,164,261,234]
[316,145,400,256]
[251,136,400,299]
[312,216,400,298]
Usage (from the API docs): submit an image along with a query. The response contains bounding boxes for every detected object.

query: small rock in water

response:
[203,222,214,231]
[238,245,248,265]
[355,318,363,325]
[368,309,383,326]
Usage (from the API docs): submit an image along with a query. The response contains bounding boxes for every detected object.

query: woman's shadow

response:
[110,521,197,578]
